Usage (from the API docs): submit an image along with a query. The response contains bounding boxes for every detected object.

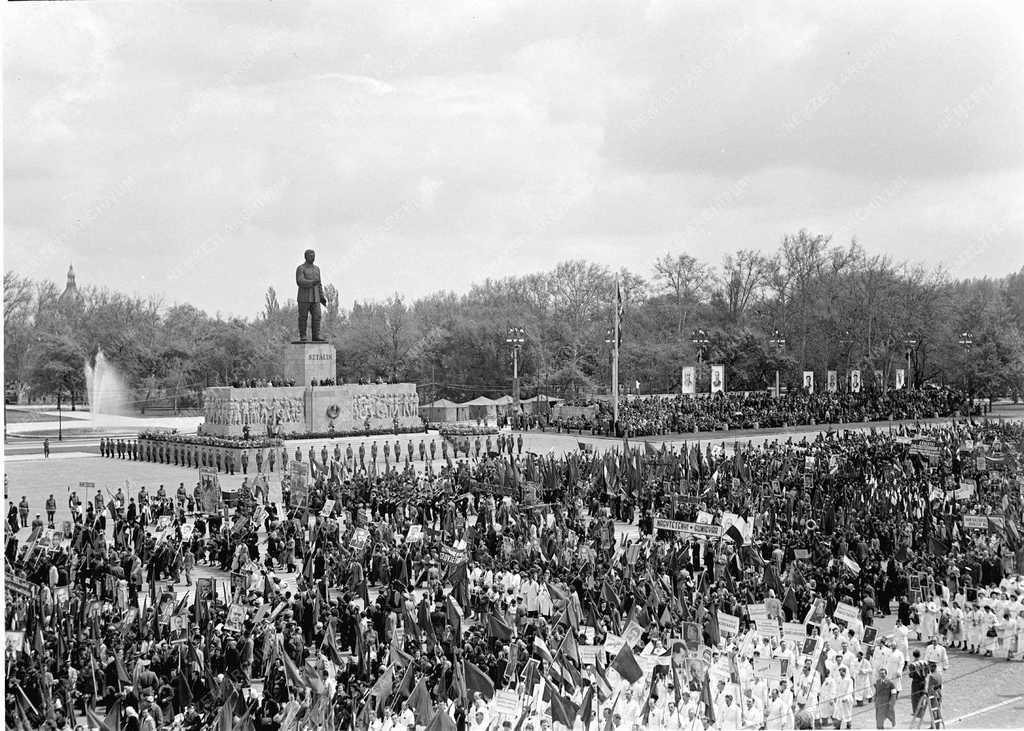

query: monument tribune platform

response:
[202,343,422,438]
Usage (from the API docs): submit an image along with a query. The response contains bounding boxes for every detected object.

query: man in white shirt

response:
[883,639,905,696]
[923,638,949,670]
[715,691,742,731]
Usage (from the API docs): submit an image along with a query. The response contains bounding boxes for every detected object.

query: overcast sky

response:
[5,1,1024,318]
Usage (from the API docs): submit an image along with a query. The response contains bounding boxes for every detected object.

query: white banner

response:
[710,365,725,394]
[833,601,859,626]
[802,371,814,394]
[681,366,696,395]
[826,370,838,393]
[653,518,723,538]
[717,611,740,636]
[895,369,906,390]
[962,515,988,530]
[850,369,862,393]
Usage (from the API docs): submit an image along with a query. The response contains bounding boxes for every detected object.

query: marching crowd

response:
[4,413,1023,731]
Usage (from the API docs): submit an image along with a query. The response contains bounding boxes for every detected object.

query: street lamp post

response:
[769,329,787,398]
[505,326,525,413]
[690,328,710,392]
[905,333,919,389]
[958,331,973,404]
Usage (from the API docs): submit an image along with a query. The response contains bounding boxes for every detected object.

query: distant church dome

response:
[57,264,83,309]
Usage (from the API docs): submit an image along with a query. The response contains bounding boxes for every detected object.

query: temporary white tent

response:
[420,398,459,423]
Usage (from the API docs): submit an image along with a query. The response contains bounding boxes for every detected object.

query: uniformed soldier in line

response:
[45,494,57,527]
[419,439,426,461]
[294,447,302,463]
[99,437,106,457]
[240,450,249,475]
[333,443,342,464]
[440,439,448,460]
[320,445,328,466]
[281,447,288,470]
[474,437,482,459]
[517,433,524,456]
[485,435,492,454]
[215,450,222,472]
[345,443,353,468]
[373,441,380,464]
[307,445,315,465]
[268,448,276,473]
[429,440,436,462]
[358,443,366,469]
[226,451,235,476]
[255,449,263,473]
[393,439,400,462]
[407,440,414,462]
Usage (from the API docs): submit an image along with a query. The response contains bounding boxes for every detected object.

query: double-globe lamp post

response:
[904,333,919,390]
[958,331,973,402]
[690,329,710,391]
[769,329,787,398]
[506,326,526,412]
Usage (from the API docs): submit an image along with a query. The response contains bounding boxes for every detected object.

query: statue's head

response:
[304,249,316,264]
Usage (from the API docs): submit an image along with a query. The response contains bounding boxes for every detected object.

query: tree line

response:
[5,230,1023,410]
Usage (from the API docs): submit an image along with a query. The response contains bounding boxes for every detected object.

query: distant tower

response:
[57,263,83,310]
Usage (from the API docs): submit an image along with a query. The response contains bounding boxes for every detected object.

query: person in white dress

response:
[979,605,999,657]
[854,650,874,705]
[923,638,949,671]
[883,639,905,696]
[833,665,855,729]
[764,687,789,731]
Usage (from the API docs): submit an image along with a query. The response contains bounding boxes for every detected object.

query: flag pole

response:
[613,276,620,434]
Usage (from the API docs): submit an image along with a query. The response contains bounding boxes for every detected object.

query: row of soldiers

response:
[99,430,529,475]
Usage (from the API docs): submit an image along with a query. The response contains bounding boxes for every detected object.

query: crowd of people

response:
[606,388,970,438]
[4,411,1023,730]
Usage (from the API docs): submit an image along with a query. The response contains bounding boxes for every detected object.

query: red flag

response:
[464,660,495,701]
[611,644,643,685]
[544,677,579,728]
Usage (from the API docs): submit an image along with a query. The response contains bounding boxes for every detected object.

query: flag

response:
[725,524,744,545]
[545,676,579,728]
[928,535,950,557]
[559,628,580,665]
[782,587,798,618]
[700,673,716,725]
[533,637,555,666]
[424,710,459,731]
[407,679,433,726]
[488,614,513,642]
[369,666,394,715]
[611,644,643,685]
[579,686,596,728]
[841,555,861,575]
[464,660,495,701]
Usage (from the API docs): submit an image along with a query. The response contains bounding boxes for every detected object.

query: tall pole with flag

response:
[613,276,621,433]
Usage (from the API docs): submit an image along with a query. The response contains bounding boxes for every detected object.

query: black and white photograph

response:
[3,2,1024,730]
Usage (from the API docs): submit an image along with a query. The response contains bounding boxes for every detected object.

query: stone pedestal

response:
[285,342,336,387]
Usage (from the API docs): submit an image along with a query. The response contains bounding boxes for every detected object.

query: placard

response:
[320,499,336,517]
[954,481,976,500]
[653,518,722,538]
[833,601,859,626]
[782,622,806,644]
[224,604,246,633]
[492,690,520,718]
[5,572,36,599]
[579,645,602,666]
[963,515,988,530]
[439,544,466,569]
[289,461,310,506]
[717,611,740,637]
[198,468,221,513]
[406,525,423,543]
[78,481,96,490]
[622,620,645,648]
[350,528,370,550]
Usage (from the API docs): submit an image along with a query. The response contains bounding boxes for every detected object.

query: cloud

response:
[4,0,1022,318]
